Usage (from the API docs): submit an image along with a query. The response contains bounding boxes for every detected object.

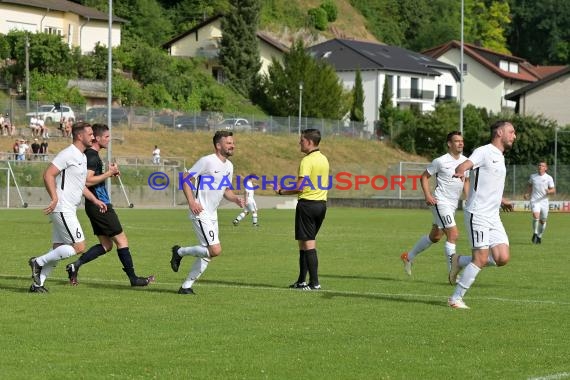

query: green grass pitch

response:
[1,207,569,379]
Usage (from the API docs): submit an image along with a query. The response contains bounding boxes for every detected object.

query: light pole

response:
[106,0,113,200]
[459,0,464,135]
[298,82,303,135]
[25,34,30,112]
[554,127,570,186]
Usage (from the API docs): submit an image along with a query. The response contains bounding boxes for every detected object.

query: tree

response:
[219,0,261,98]
[258,40,347,119]
[508,0,570,64]
[378,79,395,138]
[465,0,511,54]
[350,69,364,122]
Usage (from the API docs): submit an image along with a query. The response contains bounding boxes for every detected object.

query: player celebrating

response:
[65,124,154,287]
[524,161,555,244]
[233,174,259,227]
[401,131,469,276]
[170,131,245,294]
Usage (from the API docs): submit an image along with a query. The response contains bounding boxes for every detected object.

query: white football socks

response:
[178,245,210,258]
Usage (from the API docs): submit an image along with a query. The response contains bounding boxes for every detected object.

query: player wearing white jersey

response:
[448,121,516,309]
[170,131,245,295]
[28,122,107,293]
[524,162,555,244]
[401,131,469,277]
[233,175,259,227]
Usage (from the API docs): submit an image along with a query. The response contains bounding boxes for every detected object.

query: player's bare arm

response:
[82,187,107,213]
[275,176,305,195]
[224,188,245,208]
[419,170,436,205]
[42,163,60,214]
[85,164,120,187]
[181,175,203,215]
[454,160,473,180]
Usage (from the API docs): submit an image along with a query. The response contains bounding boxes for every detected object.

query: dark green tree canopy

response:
[219,0,262,98]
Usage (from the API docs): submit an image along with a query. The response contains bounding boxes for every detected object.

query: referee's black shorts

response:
[295,199,327,241]
[85,202,123,237]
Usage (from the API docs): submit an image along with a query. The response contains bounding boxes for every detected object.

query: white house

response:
[0,0,125,53]
[505,66,570,127]
[307,38,460,132]
[422,41,551,114]
[162,14,288,80]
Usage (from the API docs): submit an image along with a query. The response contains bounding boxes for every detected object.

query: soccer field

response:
[1,207,569,379]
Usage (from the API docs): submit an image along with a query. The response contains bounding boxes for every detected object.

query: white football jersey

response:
[51,144,88,212]
[427,153,469,206]
[464,144,506,217]
[529,173,554,203]
[187,153,234,219]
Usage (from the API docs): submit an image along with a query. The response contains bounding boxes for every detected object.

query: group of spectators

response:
[1,113,16,137]
[12,137,48,160]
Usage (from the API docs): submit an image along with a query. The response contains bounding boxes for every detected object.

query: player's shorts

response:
[530,199,549,220]
[49,211,86,245]
[295,199,327,241]
[431,203,458,229]
[189,211,220,246]
[464,211,509,250]
[244,199,257,213]
[85,202,123,237]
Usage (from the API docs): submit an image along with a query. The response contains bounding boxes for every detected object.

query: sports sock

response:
[39,262,57,286]
[452,262,481,299]
[36,245,76,266]
[537,222,547,237]
[75,244,107,269]
[236,212,246,222]
[252,212,258,225]
[532,218,539,234]
[178,245,210,258]
[305,249,319,286]
[444,242,456,270]
[117,247,137,278]
[408,235,433,261]
[297,250,308,283]
[182,258,210,289]
[458,255,472,268]
[487,254,496,266]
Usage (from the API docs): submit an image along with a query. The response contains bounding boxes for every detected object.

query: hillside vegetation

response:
[0,128,427,196]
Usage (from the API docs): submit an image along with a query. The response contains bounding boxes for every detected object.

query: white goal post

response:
[397,161,429,199]
[0,160,28,208]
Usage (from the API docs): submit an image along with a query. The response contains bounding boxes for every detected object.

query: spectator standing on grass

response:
[12,139,19,160]
[400,131,471,277]
[275,128,329,291]
[524,161,555,244]
[17,139,28,161]
[233,174,259,227]
[65,124,154,287]
[28,122,107,293]
[170,131,245,295]
[447,120,516,309]
[152,145,161,164]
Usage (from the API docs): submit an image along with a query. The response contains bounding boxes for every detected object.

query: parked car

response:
[155,114,210,130]
[216,118,251,132]
[25,104,75,123]
[85,107,129,124]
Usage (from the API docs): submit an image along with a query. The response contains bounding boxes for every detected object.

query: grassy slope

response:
[0,128,426,179]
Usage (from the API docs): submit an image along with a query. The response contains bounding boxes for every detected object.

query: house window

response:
[445,85,452,97]
[508,62,519,73]
[411,77,421,99]
[499,60,509,71]
[396,76,401,98]
[44,27,62,36]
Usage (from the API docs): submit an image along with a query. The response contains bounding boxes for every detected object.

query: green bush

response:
[308,8,328,31]
[320,0,338,22]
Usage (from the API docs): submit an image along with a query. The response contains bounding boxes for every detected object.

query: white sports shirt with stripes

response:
[51,144,88,213]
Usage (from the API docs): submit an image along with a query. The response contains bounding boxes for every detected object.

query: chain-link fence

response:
[3,160,569,208]
[0,99,372,139]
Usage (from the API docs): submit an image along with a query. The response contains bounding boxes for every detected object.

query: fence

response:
[0,99,373,139]
[3,160,570,208]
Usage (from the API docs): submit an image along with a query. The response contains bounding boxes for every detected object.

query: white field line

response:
[528,372,570,380]
[7,274,570,306]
